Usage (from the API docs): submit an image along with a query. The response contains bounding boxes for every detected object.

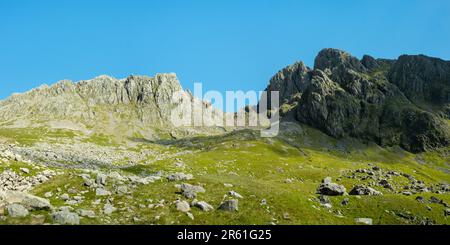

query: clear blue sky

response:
[1,0,449,100]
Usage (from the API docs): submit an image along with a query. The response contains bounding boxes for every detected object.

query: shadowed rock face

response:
[266,48,450,152]
[389,54,450,105]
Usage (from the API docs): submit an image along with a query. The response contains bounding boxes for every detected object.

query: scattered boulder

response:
[318,195,330,204]
[52,210,80,225]
[317,177,346,196]
[186,212,195,220]
[349,185,382,196]
[341,198,349,206]
[96,173,107,186]
[95,188,111,196]
[103,203,117,215]
[0,191,52,210]
[20,168,30,174]
[60,193,70,201]
[77,209,95,218]
[429,196,441,204]
[402,191,413,196]
[167,172,193,182]
[179,183,205,199]
[175,200,191,213]
[445,209,450,216]
[355,218,373,225]
[219,199,238,211]
[192,200,214,212]
[260,199,267,206]
[415,196,425,203]
[116,185,128,194]
[228,191,243,199]
[379,179,393,190]
[7,203,29,218]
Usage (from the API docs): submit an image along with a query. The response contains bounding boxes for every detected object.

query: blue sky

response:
[1,0,449,100]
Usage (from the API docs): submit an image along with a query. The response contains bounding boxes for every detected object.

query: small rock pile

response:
[0,169,57,192]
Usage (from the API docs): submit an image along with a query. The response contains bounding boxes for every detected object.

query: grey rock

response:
[317,179,347,196]
[192,200,214,212]
[429,196,441,204]
[103,203,117,215]
[379,179,393,190]
[52,210,80,225]
[341,198,349,206]
[96,173,107,186]
[218,199,238,211]
[265,48,450,153]
[95,188,111,196]
[167,172,193,182]
[175,200,191,213]
[349,185,382,196]
[116,185,128,194]
[402,191,413,196]
[0,191,52,210]
[355,218,373,225]
[179,183,205,199]
[77,209,96,218]
[20,168,30,174]
[228,191,243,199]
[318,195,330,204]
[60,193,70,201]
[7,203,29,218]
[186,212,195,220]
[260,199,267,206]
[415,196,425,203]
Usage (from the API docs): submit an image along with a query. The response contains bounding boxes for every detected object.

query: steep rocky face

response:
[388,54,450,105]
[267,48,450,152]
[265,62,311,105]
[0,73,224,139]
[0,74,182,124]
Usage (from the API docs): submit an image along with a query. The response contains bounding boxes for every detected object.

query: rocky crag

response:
[266,48,450,152]
[0,73,225,140]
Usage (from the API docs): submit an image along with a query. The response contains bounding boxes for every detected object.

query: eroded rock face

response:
[266,48,450,152]
[389,55,450,105]
[0,73,226,139]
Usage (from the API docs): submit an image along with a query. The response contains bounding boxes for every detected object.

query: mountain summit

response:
[0,73,223,140]
[266,48,450,152]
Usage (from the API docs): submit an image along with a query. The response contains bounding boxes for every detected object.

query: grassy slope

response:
[0,125,449,225]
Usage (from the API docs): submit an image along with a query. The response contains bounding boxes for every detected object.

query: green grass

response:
[1,125,449,225]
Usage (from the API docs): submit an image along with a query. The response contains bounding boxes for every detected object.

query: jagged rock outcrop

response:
[388,54,450,105]
[0,73,225,139]
[266,48,450,152]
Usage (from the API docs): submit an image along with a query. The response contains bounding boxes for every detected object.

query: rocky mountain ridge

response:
[0,73,224,139]
[266,48,450,152]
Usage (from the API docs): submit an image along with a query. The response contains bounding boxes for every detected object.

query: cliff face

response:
[266,48,450,152]
[0,73,224,139]
[0,74,182,123]
[388,55,450,105]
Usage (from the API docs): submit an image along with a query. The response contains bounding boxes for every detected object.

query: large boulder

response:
[316,177,347,196]
[7,203,29,218]
[349,185,383,196]
[52,210,80,225]
[218,199,239,211]
[0,191,52,210]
